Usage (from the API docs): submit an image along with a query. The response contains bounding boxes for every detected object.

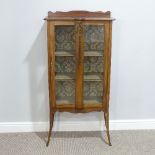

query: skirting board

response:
[0,120,155,133]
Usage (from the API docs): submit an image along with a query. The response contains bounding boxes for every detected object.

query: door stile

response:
[48,21,56,109]
[106,22,112,110]
[103,22,111,111]
[75,21,84,109]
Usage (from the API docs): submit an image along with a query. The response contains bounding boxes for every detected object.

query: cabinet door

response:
[82,22,105,106]
[52,22,77,107]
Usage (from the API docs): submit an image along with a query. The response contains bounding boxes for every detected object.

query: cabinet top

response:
[44,11,115,21]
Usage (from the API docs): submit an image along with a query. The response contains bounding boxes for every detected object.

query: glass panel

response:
[56,81,75,104]
[55,26,76,104]
[83,25,104,104]
[55,26,75,53]
[84,81,103,103]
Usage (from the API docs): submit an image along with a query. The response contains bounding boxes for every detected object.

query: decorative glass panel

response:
[55,57,76,73]
[55,26,76,104]
[84,81,103,103]
[84,26,104,52]
[55,26,75,52]
[56,81,75,104]
[83,25,104,104]
[84,57,103,73]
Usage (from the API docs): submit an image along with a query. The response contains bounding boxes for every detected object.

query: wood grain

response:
[47,22,56,110]
[44,11,115,21]
[75,21,84,109]
[106,21,112,111]
[45,11,115,146]
[48,10,111,18]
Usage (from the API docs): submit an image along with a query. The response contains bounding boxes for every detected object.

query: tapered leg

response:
[104,112,112,146]
[46,112,55,147]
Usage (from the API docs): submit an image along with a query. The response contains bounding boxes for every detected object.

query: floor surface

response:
[0,131,155,155]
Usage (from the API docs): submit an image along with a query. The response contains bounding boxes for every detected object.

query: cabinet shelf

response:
[84,51,103,56]
[56,74,102,81]
[84,74,103,81]
[55,51,103,57]
[56,75,75,80]
[84,99,102,104]
[56,99,75,105]
[55,51,75,56]
[84,41,104,43]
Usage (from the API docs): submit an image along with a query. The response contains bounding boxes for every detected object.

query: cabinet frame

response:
[48,21,111,112]
[45,11,115,146]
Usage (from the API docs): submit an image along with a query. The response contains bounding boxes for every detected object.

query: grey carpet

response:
[0,131,155,155]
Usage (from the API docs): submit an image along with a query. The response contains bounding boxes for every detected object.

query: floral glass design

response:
[84,81,103,97]
[55,26,76,104]
[84,26,104,51]
[55,57,76,73]
[56,81,75,104]
[55,26,75,52]
[84,57,103,73]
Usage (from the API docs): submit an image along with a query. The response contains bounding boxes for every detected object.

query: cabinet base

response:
[46,110,112,146]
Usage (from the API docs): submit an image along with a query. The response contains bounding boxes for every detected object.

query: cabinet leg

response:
[46,112,55,147]
[104,112,112,146]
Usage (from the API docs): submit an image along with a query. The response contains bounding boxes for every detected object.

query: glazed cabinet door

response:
[49,21,78,109]
[48,21,110,110]
[81,22,107,108]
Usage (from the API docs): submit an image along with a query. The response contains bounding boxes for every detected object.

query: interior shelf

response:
[56,99,75,104]
[56,74,75,80]
[55,51,75,56]
[56,74,102,81]
[55,51,103,57]
[84,41,104,43]
[84,99,102,104]
[84,51,103,57]
[84,74,103,81]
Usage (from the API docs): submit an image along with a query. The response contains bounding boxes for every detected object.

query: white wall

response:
[0,0,155,126]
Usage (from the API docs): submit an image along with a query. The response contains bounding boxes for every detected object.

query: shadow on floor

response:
[35,131,110,145]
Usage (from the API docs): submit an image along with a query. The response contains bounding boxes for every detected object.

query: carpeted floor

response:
[0,131,155,155]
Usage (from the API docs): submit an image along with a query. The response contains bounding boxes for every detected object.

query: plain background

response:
[0,0,155,124]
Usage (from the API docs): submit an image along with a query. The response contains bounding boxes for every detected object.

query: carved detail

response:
[48,10,111,18]
[75,21,83,36]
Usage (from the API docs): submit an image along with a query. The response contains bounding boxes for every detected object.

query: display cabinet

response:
[44,11,115,146]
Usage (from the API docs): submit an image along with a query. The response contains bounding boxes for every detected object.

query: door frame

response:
[76,20,109,110]
[48,21,78,110]
[48,20,112,112]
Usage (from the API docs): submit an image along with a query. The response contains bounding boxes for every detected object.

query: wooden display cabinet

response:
[44,11,115,146]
